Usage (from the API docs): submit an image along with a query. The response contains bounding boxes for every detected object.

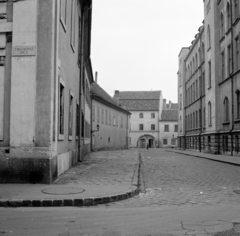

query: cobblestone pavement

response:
[54,149,139,188]
[102,149,240,208]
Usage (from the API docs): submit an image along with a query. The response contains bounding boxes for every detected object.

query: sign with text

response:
[12,46,36,56]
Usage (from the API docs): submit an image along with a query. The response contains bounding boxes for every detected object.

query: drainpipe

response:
[78,3,85,162]
[230,0,235,156]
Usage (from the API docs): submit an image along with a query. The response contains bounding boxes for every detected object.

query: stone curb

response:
[0,188,140,208]
[166,149,240,167]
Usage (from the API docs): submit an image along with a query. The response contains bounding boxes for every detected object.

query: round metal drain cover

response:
[42,187,85,195]
[234,190,240,194]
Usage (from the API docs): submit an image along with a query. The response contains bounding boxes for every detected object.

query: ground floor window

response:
[163,139,168,145]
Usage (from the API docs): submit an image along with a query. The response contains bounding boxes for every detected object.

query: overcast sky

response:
[91,0,204,103]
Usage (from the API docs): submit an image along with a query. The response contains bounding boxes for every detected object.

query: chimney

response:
[114,90,120,105]
[163,99,166,109]
[169,100,171,109]
[95,71,98,83]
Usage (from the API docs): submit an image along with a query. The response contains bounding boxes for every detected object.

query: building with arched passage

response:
[113,90,163,148]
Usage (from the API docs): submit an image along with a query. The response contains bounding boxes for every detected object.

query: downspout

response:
[78,2,85,162]
[230,0,235,156]
[199,31,203,152]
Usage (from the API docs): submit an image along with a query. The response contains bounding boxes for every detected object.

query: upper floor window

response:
[208,102,212,126]
[151,113,155,118]
[227,2,231,30]
[235,0,239,21]
[236,90,240,119]
[223,97,229,122]
[220,12,224,38]
[70,0,77,51]
[60,0,67,31]
[174,125,178,132]
[109,111,111,125]
[151,124,155,131]
[139,113,143,118]
[92,104,95,122]
[236,37,240,71]
[208,61,211,88]
[105,110,108,125]
[139,124,144,130]
[221,50,225,81]
[97,107,100,123]
[228,44,232,75]
[101,108,104,124]
[207,25,211,49]
[164,125,169,132]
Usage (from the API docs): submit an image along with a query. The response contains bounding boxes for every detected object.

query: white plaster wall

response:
[10,0,37,146]
[159,121,178,147]
[57,151,72,176]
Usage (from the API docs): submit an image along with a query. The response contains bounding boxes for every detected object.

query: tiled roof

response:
[161,109,178,121]
[117,91,161,100]
[91,82,119,107]
[166,103,179,110]
[119,100,159,111]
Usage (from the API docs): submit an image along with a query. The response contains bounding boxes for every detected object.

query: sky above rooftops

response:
[91,0,203,103]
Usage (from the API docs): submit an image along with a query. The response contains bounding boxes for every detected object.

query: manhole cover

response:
[42,187,85,195]
[234,190,240,194]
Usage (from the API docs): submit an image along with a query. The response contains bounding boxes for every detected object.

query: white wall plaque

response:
[12,46,36,56]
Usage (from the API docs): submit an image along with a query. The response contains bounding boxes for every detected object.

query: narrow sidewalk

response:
[0,149,141,207]
[167,148,240,166]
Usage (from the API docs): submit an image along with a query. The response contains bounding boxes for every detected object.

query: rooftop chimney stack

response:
[163,99,166,109]
[95,71,98,83]
[114,90,120,105]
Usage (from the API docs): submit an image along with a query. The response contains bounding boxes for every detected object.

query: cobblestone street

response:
[104,149,240,208]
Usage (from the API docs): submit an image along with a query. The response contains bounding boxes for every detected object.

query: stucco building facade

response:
[0,0,93,183]
[159,100,178,148]
[91,82,130,151]
[178,0,240,156]
[114,91,164,148]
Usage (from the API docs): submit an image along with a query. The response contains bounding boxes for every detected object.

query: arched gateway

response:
[137,135,156,148]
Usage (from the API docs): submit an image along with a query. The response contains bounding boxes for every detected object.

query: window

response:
[109,111,111,125]
[97,107,100,123]
[101,108,104,124]
[92,104,95,122]
[151,113,155,118]
[196,80,198,99]
[224,97,229,122]
[202,72,205,95]
[171,139,176,145]
[193,82,195,101]
[193,112,195,129]
[139,124,144,130]
[196,110,198,128]
[235,0,239,21]
[199,109,201,127]
[207,25,211,49]
[227,2,231,30]
[59,78,65,139]
[228,44,232,75]
[116,114,118,127]
[70,0,76,51]
[208,102,212,126]
[208,61,211,88]
[236,90,240,119]
[204,107,206,127]
[202,43,205,60]
[174,125,178,132]
[236,37,239,71]
[164,125,169,132]
[163,139,168,145]
[113,115,116,126]
[105,110,108,124]
[121,116,123,128]
[76,101,79,137]
[69,91,73,139]
[180,94,182,110]
[221,50,225,81]
[151,124,155,130]
[60,0,67,30]
[220,12,224,38]
[199,76,202,96]
[139,113,143,118]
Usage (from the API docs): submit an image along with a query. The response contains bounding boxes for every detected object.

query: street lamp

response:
[91,124,100,134]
